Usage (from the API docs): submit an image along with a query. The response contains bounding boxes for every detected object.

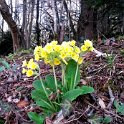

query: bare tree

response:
[0,0,20,52]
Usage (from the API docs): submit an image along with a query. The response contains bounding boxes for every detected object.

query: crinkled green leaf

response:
[36,100,54,112]
[33,80,44,91]
[45,75,56,91]
[63,89,83,101]
[31,90,48,101]
[65,59,80,90]
[63,86,94,101]
[81,86,94,95]
[28,112,44,124]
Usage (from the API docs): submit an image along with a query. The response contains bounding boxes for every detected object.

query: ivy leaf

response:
[28,112,44,124]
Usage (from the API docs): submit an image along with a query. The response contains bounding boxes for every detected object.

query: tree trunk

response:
[51,0,60,40]
[27,0,35,47]
[36,0,40,45]
[63,0,76,40]
[77,0,95,41]
[0,0,20,52]
[22,0,27,48]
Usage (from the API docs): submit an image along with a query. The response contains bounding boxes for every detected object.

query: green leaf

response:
[31,90,48,101]
[63,86,94,101]
[1,60,10,69]
[36,100,54,112]
[114,100,124,115]
[28,112,44,124]
[63,89,83,101]
[33,80,44,91]
[118,104,124,115]
[88,117,101,124]
[103,116,112,123]
[81,86,94,95]
[45,75,56,91]
[65,59,80,90]
[0,66,5,72]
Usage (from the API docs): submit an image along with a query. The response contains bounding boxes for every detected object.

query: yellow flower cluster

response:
[33,39,94,66]
[22,59,38,77]
[81,40,94,52]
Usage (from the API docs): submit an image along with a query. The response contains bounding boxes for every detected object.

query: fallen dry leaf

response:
[80,79,88,85]
[17,100,29,108]
[98,98,106,109]
[45,117,53,124]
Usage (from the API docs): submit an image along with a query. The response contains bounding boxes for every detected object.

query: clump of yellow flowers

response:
[22,59,38,77]
[22,39,94,77]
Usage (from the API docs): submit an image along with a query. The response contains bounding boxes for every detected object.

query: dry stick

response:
[63,107,91,124]
[107,86,115,108]
[85,100,124,120]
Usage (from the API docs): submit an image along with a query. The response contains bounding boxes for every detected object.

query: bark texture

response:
[0,0,20,52]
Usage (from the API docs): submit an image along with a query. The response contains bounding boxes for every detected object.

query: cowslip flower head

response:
[26,69,34,77]
[22,60,27,67]
[22,68,27,74]
[35,54,40,61]
[81,45,87,52]
[77,57,83,65]
[84,40,93,47]
[53,58,61,66]
[69,40,76,46]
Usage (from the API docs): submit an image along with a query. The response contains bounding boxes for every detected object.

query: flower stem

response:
[61,64,65,86]
[52,65,59,101]
[73,64,79,89]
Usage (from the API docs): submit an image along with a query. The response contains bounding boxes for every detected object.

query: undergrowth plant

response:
[0,58,10,72]
[22,40,94,124]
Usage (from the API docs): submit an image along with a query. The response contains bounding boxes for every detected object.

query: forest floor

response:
[0,39,124,124]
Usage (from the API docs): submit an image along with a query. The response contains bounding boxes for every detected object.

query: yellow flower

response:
[51,40,58,45]
[77,57,83,64]
[35,54,40,61]
[81,45,87,52]
[22,68,27,74]
[62,41,69,46]
[53,58,61,65]
[44,43,53,53]
[30,62,38,70]
[54,45,61,52]
[27,59,33,68]
[40,49,47,58]
[22,60,27,67]
[84,40,93,47]
[44,59,50,64]
[88,46,94,51]
[72,53,79,62]
[70,40,76,46]
[60,51,66,59]
[26,69,34,77]
[75,46,80,53]
[34,46,42,55]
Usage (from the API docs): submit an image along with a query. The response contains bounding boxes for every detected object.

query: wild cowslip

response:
[22,39,94,124]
